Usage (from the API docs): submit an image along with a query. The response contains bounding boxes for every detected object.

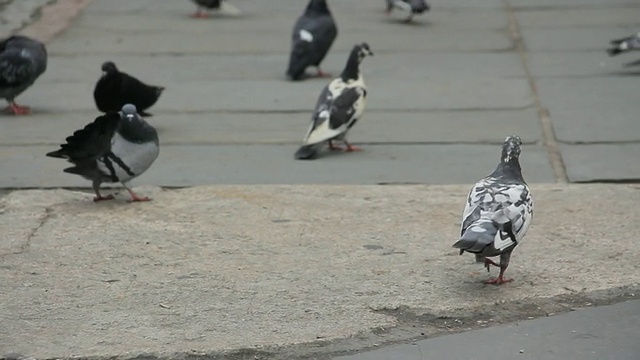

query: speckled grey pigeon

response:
[190,0,240,18]
[607,32,640,56]
[46,104,159,202]
[385,0,430,22]
[0,35,47,115]
[93,61,165,117]
[294,43,373,160]
[286,0,338,81]
[453,136,534,285]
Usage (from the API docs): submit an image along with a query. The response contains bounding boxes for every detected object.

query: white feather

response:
[299,29,313,42]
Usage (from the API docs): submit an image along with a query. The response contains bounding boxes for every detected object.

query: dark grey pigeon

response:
[453,136,534,285]
[0,35,47,115]
[189,0,240,18]
[286,0,338,81]
[295,43,373,160]
[46,104,160,202]
[93,61,164,117]
[385,0,430,22]
[607,32,640,56]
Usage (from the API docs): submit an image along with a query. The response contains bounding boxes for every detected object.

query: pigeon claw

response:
[315,69,332,78]
[484,276,513,285]
[93,194,115,202]
[484,258,500,272]
[128,196,152,203]
[345,144,362,152]
[4,103,31,115]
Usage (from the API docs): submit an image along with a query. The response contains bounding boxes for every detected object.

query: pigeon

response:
[0,35,47,115]
[385,0,430,22]
[286,0,338,81]
[607,32,640,56]
[93,61,164,117]
[46,104,159,202]
[294,43,373,160]
[453,136,534,285]
[189,0,240,18]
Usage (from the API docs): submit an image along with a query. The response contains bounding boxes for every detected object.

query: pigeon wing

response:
[46,113,121,163]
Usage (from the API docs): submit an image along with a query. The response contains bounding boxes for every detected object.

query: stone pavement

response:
[0,184,639,359]
[0,0,638,187]
[1,1,640,359]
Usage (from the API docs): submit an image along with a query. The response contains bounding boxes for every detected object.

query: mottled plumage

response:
[0,35,47,115]
[93,61,164,117]
[46,104,159,202]
[453,136,533,285]
[607,32,640,56]
[294,43,373,160]
[286,0,338,81]
[385,0,430,22]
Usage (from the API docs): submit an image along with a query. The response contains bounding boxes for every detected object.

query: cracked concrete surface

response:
[0,184,639,359]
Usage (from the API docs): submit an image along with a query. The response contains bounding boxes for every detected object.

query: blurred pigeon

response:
[453,136,534,285]
[286,0,338,81]
[189,0,241,18]
[0,35,47,115]
[46,104,159,202]
[294,43,373,160]
[607,32,640,56]
[93,61,164,117]
[385,0,430,22]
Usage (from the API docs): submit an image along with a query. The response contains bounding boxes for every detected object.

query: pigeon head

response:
[121,104,139,120]
[355,42,374,63]
[305,0,330,15]
[411,0,430,13]
[501,135,522,163]
[101,61,118,74]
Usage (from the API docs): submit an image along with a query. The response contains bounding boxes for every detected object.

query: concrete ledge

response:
[0,184,639,359]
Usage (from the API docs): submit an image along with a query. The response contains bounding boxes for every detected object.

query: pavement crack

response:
[503,0,569,183]
[0,206,53,259]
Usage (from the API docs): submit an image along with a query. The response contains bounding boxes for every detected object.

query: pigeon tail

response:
[294,143,322,160]
[453,219,499,254]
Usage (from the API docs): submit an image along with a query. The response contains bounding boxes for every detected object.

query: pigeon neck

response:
[305,0,330,16]
[340,51,361,82]
[491,158,524,182]
[118,117,158,145]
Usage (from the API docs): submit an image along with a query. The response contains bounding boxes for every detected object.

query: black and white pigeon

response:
[46,104,160,202]
[607,32,640,57]
[0,35,47,115]
[189,0,240,18]
[453,136,534,285]
[286,0,338,81]
[385,0,430,22]
[294,43,373,160]
[93,61,165,117]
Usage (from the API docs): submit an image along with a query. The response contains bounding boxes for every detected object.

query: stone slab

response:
[0,110,542,146]
[515,8,640,28]
[527,52,635,78]
[535,78,640,143]
[521,27,638,52]
[336,300,640,360]
[0,184,639,358]
[560,144,640,182]
[0,144,555,188]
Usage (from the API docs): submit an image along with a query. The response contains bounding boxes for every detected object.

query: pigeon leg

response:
[123,183,151,202]
[483,257,500,272]
[92,180,114,202]
[190,7,210,18]
[4,101,30,115]
[328,140,344,151]
[315,68,332,78]
[484,251,513,285]
[344,141,362,152]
